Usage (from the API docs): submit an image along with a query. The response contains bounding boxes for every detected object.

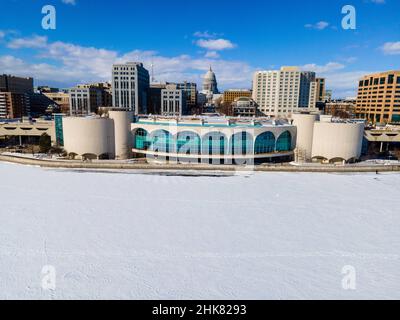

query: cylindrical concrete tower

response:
[108,110,134,160]
[292,113,318,162]
[63,117,115,160]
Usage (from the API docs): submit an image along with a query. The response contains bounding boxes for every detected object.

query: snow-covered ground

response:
[0,162,399,300]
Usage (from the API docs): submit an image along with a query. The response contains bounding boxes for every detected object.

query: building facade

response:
[325,99,356,118]
[292,113,365,163]
[355,71,400,124]
[43,91,70,114]
[161,84,188,116]
[90,82,113,107]
[316,78,326,102]
[69,86,102,116]
[0,75,33,94]
[131,116,297,165]
[223,89,252,104]
[177,82,197,110]
[0,92,31,119]
[0,75,33,119]
[112,62,150,115]
[232,97,259,117]
[252,67,317,117]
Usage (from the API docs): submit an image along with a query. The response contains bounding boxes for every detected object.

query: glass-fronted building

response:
[131,116,297,165]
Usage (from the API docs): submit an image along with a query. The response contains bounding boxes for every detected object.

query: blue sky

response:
[0,0,399,97]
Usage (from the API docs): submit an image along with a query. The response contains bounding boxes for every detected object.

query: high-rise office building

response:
[112,62,150,115]
[252,67,317,117]
[161,84,188,116]
[355,71,400,124]
[0,75,33,118]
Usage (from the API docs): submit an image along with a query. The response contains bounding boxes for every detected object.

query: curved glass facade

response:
[231,132,253,155]
[133,128,293,156]
[254,132,276,154]
[150,130,175,153]
[276,131,292,152]
[202,132,227,155]
[134,128,150,150]
[176,131,201,155]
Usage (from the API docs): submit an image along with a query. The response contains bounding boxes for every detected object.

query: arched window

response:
[276,131,292,152]
[202,132,227,155]
[150,130,174,153]
[231,132,253,155]
[176,131,201,155]
[134,128,150,150]
[254,132,276,154]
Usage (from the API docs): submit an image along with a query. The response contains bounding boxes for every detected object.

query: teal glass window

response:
[176,131,201,155]
[392,114,400,123]
[150,130,174,153]
[231,132,253,155]
[54,114,64,146]
[135,128,150,150]
[202,132,227,155]
[276,131,292,152]
[255,132,276,154]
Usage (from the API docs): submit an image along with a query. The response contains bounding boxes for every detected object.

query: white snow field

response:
[0,162,399,300]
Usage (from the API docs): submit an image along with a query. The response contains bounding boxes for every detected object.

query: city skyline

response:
[0,0,399,98]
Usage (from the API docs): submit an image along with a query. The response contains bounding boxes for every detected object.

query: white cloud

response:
[193,31,221,39]
[300,62,372,98]
[61,0,76,5]
[305,21,330,30]
[370,0,385,4]
[196,38,236,51]
[3,36,252,89]
[301,62,345,73]
[204,51,220,59]
[7,35,48,49]
[381,42,400,55]
[0,31,5,39]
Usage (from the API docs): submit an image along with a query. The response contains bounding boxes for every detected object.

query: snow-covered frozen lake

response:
[0,162,399,299]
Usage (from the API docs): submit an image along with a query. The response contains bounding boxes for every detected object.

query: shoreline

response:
[1,154,400,173]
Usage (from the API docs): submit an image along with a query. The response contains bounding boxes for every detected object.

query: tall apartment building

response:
[0,92,31,118]
[316,78,326,102]
[0,75,33,118]
[355,71,400,124]
[223,89,252,104]
[112,62,150,115]
[161,84,188,116]
[69,85,102,116]
[252,67,317,117]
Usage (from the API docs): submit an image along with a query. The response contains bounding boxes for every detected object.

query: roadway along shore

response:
[1,154,400,173]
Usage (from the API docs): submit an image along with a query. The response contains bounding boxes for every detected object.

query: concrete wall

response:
[63,117,115,159]
[312,122,365,162]
[0,121,55,142]
[292,114,318,160]
[109,110,133,160]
